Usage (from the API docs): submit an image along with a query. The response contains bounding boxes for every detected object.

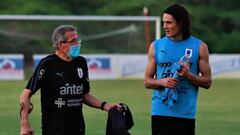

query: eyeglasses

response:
[61,39,81,45]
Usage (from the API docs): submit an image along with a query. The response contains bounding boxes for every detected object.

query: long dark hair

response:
[164,4,191,40]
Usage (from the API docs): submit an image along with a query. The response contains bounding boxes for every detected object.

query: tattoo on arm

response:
[19,102,25,117]
[29,102,33,114]
[20,102,34,117]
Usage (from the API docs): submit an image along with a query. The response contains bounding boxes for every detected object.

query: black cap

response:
[119,103,134,130]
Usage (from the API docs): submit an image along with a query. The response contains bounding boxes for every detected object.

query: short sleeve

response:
[25,59,47,94]
[82,57,90,94]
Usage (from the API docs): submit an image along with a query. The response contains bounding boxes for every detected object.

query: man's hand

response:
[103,103,122,112]
[20,125,34,135]
[177,61,190,77]
[160,77,179,89]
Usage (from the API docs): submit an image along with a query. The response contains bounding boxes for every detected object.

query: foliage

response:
[0,0,239,57]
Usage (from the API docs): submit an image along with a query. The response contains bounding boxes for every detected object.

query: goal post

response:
[0,15,161,59]
[0,15,161,79]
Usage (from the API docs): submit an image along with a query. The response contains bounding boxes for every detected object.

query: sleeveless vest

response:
[152,36,201,119]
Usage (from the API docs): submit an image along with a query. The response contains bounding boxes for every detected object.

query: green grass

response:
[0,79,240,135]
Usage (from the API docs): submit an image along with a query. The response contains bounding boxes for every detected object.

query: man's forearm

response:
[19,89,34,135]
[20,101,31,124]
[186,72,212,89]
[144,78,164,90]
[19,90,33,126]
[83,93,102,109]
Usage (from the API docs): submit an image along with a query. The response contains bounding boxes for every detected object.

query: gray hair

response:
[51,25,77,48]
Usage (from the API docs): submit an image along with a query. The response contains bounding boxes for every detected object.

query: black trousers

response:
[152,115,195,135]
[42,128,85,135]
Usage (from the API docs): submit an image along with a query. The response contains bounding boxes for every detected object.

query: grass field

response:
[0,79,240,135]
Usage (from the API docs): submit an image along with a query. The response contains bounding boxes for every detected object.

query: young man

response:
[144,4,212,135]
[20,25,120,135]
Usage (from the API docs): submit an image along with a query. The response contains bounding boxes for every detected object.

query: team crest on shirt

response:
[77,68,83,78]
[185,48,193,59]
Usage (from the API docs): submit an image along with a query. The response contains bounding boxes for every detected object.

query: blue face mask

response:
[68,44,81,59]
